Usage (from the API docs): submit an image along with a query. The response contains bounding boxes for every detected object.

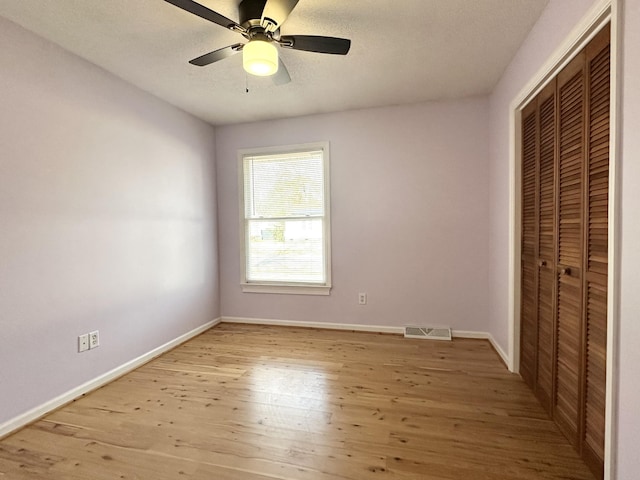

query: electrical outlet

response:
[358,293,367,305]
[78,334,89,353]
[89,330,100,349]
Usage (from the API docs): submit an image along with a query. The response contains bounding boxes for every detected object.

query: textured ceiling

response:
[0,0,549,126]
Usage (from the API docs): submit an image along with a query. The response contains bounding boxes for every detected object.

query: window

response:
[239,142,331,295]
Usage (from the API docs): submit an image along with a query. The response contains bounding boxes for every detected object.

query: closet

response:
[519,24,610,480]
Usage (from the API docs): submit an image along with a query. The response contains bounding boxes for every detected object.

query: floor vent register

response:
[404,326,452,341]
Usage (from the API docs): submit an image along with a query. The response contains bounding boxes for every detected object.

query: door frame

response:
[508,1,621,479]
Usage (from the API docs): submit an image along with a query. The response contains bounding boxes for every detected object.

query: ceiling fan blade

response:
[189,44,243,67]
[164,0,243,32]
[272,58,291,85]
[280,35,351,55]
[261,0,300,33]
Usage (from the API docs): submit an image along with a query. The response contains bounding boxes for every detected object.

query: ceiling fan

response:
[164,0,352,84]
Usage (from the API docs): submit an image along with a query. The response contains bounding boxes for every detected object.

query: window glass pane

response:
[244,151,324,219]
[241,144,330,289]
[246,219,325,283]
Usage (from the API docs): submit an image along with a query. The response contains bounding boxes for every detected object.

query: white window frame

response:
[238,142,332,295]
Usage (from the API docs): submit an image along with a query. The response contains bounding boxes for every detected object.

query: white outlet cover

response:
[78,334,89,353]
[89,330,99,349]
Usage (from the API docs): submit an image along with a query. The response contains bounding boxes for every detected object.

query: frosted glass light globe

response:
[243,40,278,77]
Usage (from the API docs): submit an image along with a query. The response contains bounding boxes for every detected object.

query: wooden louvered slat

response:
[521,260,537,386]
[556,276,582,441]
[587,48,610,277]
[520,104,538,389]
[537,267,555,410]
[581,25,610,480]
[554,51,585,447]
[583,278,607,476]
[536,82,556,412]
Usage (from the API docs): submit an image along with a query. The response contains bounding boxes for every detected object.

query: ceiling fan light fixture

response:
[243,39,278,76]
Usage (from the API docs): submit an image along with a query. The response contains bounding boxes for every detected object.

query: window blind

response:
[243,149,326,284]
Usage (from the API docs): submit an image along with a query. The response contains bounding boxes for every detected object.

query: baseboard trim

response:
[220,317,509,367]
[0,318,221,439]
[221,316,405,334]
[453,330,510,368]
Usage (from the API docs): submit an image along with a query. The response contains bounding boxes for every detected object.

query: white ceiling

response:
[0,0,549,126]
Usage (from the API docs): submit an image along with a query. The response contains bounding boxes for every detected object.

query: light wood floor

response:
[0,323,595,480]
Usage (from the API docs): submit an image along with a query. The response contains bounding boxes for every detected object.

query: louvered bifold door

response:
[581,24,610,479]
[520,101,539,390]
[519,24,610,479]
[535,80,557,413]
[554,50,586,447]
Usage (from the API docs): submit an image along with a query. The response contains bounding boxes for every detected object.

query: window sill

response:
[241,283,331,296]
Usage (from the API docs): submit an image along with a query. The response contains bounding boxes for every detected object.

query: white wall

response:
[616,1,640,477]
[0,18,219,426]
[216,98,491,331]
[487,0,598,350]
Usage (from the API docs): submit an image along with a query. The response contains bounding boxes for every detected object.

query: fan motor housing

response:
[239,0,268,28]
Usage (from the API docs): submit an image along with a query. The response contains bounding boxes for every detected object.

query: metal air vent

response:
[404,326,452,341]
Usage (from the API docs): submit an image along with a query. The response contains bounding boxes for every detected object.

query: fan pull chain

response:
[245,73,249,93]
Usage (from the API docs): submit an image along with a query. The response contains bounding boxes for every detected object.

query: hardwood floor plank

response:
[0,324,595,479]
